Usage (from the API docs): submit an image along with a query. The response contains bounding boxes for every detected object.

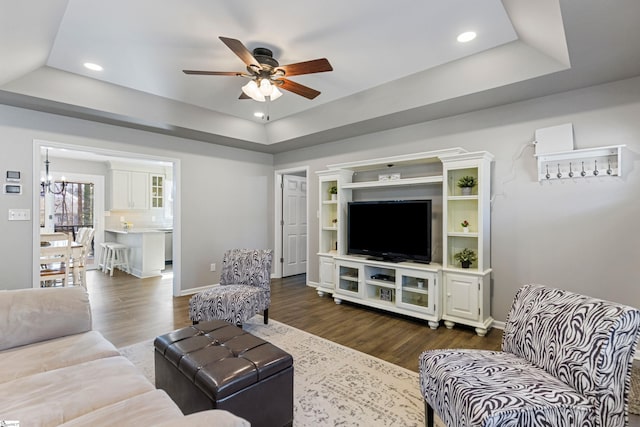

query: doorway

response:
[274,167,309,279]
[32,140,181,296]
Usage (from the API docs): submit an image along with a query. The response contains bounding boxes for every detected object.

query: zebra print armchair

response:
[189,249,273,326]
[419,284,640,427]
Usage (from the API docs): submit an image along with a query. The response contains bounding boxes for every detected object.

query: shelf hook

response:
[568,162,574,178]
[545,165,550,180]
[593,160,599,176]
[607,159,613,175]
[556,163,562,179]
[581,161,586,177]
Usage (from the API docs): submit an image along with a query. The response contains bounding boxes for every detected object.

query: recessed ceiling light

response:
[254,112,265,119]
[457,31,477,43]
[83,62,103,71]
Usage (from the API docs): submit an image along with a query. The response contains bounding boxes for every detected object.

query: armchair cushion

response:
[188,285,269,324]
[420,349,593,426]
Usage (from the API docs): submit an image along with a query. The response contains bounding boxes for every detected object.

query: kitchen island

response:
[105,228,165,278]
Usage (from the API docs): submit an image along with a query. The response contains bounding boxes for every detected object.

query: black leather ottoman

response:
[154,320,294,427]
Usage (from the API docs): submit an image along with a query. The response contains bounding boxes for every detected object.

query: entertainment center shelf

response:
[316,148,494,335]
[341,175,443,189]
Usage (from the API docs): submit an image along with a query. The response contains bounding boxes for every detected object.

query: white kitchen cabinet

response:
[110,170,149,210]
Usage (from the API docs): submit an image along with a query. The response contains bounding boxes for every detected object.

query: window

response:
[40,181,95,232]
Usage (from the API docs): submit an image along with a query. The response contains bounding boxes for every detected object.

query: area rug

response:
[119,316,446,427]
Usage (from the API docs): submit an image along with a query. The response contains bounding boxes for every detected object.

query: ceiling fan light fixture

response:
[242,80,265,102]
[259,79,273,96]
[270,86,283,101]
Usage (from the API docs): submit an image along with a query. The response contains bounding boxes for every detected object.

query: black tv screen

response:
[347,200,432,263]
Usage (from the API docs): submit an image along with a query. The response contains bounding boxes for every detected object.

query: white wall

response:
[0,105,274,292]
[274,76,640,322]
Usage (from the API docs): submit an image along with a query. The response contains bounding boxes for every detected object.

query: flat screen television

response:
[347,199,432,263]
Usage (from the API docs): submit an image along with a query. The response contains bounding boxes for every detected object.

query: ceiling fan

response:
[183,36,333,102]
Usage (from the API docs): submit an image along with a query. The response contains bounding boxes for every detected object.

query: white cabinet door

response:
[319,256,335,289]
[129,171,149,209]
[111,170,131,209]
[110,170,149,210]
[444,273,479,322]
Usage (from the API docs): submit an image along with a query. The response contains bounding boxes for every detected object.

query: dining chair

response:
[72,227,95,287]
[40,232,72,287]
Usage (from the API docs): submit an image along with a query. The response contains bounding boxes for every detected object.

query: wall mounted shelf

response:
[535,145,624,181]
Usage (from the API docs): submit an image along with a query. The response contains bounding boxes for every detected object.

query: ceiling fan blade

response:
[219,36,262,70]
[276,58,333,77]
[183,70,243,76]
[278,78,321,99]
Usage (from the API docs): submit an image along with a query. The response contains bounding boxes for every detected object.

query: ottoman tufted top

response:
[154,320,293,401]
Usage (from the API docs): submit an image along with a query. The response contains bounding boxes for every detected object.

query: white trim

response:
[491,320,506,330]
[307,280,319,288]
[180,283,218,297]
[273,166,310,279]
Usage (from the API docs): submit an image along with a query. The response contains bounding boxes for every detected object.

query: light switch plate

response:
[8,208,30,221]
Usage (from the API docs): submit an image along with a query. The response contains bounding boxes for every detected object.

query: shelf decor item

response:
[461,220,469,233]
[453,248,477,269]
[457,175,476,195]
[329,185,338,200]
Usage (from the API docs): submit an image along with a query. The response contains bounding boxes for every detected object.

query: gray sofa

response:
[0,286,249,427]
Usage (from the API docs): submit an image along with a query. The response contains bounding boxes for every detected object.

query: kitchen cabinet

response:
[110,170,149,210]
[151,174,164,208]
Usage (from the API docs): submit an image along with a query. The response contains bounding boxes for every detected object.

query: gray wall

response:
[274,76,640,322]
[0,104,274,292]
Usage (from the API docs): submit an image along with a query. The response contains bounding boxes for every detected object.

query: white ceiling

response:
[1,1,640,153]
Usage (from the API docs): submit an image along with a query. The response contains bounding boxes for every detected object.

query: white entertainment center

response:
[316,148,494,336]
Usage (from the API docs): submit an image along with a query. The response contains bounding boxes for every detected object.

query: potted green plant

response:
[328,185,338,200]
[457,176,477,196]
[453,248,477,268]
[461,220,470,233]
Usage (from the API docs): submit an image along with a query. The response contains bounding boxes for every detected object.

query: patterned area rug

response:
[119,316,444,427]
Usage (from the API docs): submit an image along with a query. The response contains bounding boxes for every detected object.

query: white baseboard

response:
[307,280,319,288]
[491,320,506,330]
[180,283,218,297]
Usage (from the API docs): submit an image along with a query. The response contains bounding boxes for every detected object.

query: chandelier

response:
[40,149,66,195]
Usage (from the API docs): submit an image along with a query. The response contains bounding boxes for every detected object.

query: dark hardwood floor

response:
[87,267,501,372]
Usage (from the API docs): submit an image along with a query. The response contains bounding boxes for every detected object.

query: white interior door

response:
[282,175,307,277]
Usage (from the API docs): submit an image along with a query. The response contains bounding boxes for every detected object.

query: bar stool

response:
[104,243,130,276]
[97,242,112,273]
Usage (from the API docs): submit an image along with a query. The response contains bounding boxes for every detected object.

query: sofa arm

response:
[155,410,250,427]
[0,287,92,351]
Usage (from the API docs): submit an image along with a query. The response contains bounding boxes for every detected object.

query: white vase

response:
[331,194,337,201]
[463,227,469,233]
[461,187,472,196]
